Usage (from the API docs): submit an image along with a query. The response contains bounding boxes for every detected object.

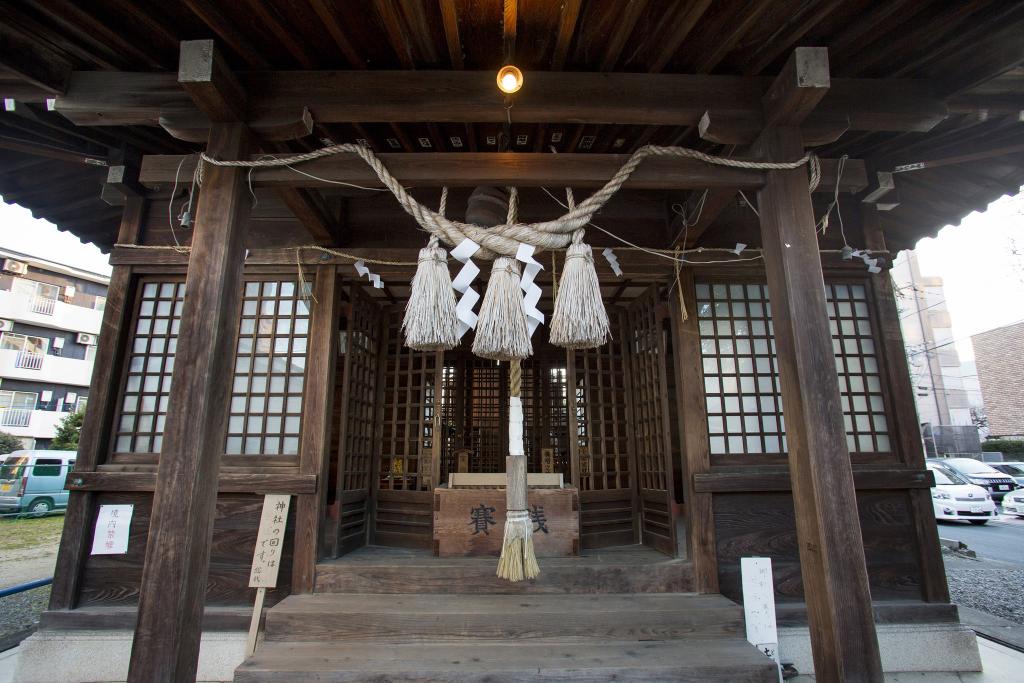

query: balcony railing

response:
[14,351,44,370]
[30,296,56,315]
[0,408,32,427]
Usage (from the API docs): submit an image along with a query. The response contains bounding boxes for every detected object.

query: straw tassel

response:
[402,235,459,350]
[497,359,539,582]
[549,230,610,348]
[472,257,532,360]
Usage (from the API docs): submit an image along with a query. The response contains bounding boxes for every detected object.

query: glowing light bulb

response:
[496,65,523,94]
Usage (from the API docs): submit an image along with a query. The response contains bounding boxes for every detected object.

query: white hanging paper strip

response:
[508,396,525,456]
[602,247,623,277]
[354,259,385,289]
[515,243,545,337]
[451,238,482,338]
[733,242,747,255]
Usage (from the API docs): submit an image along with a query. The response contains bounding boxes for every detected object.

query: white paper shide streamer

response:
[353,260,384,289]
[450,238,482,338]
[515,243,545,337]
[602,248,623,277]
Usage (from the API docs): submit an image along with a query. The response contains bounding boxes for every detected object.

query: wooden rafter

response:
[550,0,582,70]
[0,23,71,95]
[183,0,271,68]
[438,0,463,69]
[599,0,646,72]
[647,0,711,73]
[308,0,364,68]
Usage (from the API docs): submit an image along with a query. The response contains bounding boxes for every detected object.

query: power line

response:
[906,317,1024,357]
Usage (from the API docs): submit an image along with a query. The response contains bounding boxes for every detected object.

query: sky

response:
[0,187,1021,361]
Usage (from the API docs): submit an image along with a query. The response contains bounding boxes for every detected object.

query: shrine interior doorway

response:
[324,279,683,560]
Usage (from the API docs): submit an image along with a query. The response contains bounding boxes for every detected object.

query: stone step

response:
[314,547,693,595]
[234,639,779,682]
[265,593,744,642]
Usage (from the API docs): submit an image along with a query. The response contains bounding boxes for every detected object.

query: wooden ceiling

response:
[0,0,1022,252]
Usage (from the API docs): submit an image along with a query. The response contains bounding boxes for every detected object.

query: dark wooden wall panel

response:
[713,490,923,603]
[78,492,295,608]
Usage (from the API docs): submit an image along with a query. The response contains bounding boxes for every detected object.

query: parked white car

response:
[1002,489,1024,519]
[927,462,997,525]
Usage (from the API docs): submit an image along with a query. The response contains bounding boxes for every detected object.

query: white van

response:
[0,450,76,516]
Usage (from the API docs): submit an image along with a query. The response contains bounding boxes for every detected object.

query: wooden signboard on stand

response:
[246,494,291,657]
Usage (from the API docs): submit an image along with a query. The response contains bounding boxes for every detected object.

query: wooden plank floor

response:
[315,544,694,594]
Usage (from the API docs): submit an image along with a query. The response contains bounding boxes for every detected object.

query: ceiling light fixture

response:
[496,65,523,94]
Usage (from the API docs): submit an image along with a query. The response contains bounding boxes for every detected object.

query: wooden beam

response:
[438,0,463,69]
[648,0,712,73]
[757,125,882,680]
[275,188,339,244]
[65,471,317,494]
[102,164,145,206]
[599,1,646,71]
[693,468,934,493]
[762,47,830,127]
[860,171,900,211]
[292,268,340,593]
[698,110,849,147]
[140,152,867,192]
[670,189,738,248]
[177,40,246,122]
[0,23,71,94]
[48,198,142,611]
[126,123,251,682]
[670,271,718,592]
[54,70,950,134]
[551,0,582,70]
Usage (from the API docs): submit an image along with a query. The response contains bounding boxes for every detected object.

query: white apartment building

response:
[891,251,984,453]
[0,247,108,448]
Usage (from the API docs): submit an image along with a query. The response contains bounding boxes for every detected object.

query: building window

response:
[696,283,786,456]
[112,281,184,454]
[13,279,60,316]
[696,280,891,456]
[0,331,48,369]
[93,295,106,312]
[0,390,37,427]
[224,280,311,456]
[825,283,891,453]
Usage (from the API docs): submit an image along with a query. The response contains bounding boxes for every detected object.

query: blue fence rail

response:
[0,577,53,598]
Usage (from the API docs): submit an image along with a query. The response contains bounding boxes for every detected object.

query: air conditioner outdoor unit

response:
[0,319,12,332]
[77,332,97,345]
[2,259,28,274]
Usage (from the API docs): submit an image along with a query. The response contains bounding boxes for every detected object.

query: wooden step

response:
[315,546,693,594]
[235,639,778,682]
[264,593,744,642]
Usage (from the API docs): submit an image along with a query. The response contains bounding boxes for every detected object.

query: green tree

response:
[0,431,21,455]
[51,410,85,451]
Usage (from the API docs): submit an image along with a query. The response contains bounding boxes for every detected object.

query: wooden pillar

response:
[49,197,144,610]
[292,267,340,593]
[757,125,882,682]
[863,206,949,603]
[127,123,251,683]
[669,270,718,592]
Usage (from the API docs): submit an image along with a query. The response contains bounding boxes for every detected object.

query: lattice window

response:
[340,289,379,491]
[627,291,669,491]
[826,282,892,453]
[467,358,503,473]
[573,329,631,491]
[225,280,311,456]
[696,280,891,456]
[112,280,184,454]
[379,310,438,491]
[696,283,786,456]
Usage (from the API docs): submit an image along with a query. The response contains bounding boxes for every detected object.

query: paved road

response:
[938,510,1024,566]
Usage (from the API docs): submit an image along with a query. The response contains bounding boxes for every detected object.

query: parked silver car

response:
[0,449,76,516]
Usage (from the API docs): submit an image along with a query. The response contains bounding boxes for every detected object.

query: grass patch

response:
[0,515,64,553]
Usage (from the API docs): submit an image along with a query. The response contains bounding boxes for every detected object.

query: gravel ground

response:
[945,551,1024,625]
[0,585,50,645]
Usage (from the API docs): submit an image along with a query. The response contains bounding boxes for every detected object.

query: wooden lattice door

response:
[372,307,443,548]
[568,310,640,549]
[332,285,382,556]
[626,286,678,555]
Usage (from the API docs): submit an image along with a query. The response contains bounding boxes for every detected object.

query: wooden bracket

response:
[762,47,830,127]
[861,171,900,211]
[178,39,246,122]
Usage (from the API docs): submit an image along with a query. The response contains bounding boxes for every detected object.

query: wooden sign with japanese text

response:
[741,556,782,679]
[249,494,291,588]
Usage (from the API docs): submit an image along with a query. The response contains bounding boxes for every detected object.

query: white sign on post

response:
[90,504,133,555]
[741,556,782,681]
[246,494,291,656]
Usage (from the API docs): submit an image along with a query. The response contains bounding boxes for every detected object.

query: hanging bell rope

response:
[497,358,539,582]
[200,143,821,261]
[472,187,532,360]
[402,187,460,350]
[549,187,610,349]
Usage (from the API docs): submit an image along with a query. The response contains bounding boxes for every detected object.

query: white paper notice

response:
[90,504,134,555]
[249,494,291,588]
[741,556,782,680]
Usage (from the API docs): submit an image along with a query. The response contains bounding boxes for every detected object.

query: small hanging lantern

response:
[496,65,523,94]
